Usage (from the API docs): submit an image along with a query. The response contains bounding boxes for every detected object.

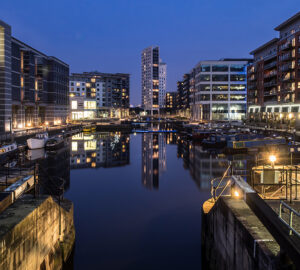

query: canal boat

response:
[226,137,286,154]
[45,135,64,150]
[27,132,49,149]
[27,148,47,161]
[202,134,227,148]
[0,143,18,164]
[83,124,96,133]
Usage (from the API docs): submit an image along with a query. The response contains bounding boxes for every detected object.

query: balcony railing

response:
[264,80,277,87]
[280,64,293,72]
[279,41,292,51]
[264,61,277,70]
[264,71,277,78]
[279,53,293,61]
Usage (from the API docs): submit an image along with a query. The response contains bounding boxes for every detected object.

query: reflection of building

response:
[38,143,71,196]
[142,133,166,190]
[0,20,69,132]
[70,132,130,169]
[70,72,130,120]
[247,12,300,129]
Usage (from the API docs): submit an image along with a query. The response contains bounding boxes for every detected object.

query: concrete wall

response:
[202,197,282,270]
[0,195,75,270]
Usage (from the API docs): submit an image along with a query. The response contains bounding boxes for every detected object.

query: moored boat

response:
[0,142,18,164]
[45,135,64,150]
[27,132,49,149]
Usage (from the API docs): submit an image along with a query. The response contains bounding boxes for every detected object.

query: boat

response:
[0,142,18,164]
[27,148,47,161]
[191,129,213,141]
[202,134,227,148]
[226,137,286,154]
[45,135,64,150]
[83,124,96,133]
[27,132,48,149]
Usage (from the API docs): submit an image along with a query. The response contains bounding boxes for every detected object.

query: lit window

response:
[76,82,80,87]
[72,100,77,109]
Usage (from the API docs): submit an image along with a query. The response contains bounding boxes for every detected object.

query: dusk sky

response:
[0,0,298,105]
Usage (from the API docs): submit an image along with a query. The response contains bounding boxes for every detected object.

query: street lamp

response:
[269,154,276,167]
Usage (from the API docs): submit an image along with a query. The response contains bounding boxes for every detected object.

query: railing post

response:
[279,202,282,218]
[289,211,293,236]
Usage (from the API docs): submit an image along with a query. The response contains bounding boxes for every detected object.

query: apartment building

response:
[0,20,69,132]
[141,46,167,115]
[165,91,177,113]
[69,72,130,120]
[191,59,251,121]
[247,12,300,129]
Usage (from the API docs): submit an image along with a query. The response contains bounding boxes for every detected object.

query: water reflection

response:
[70,132,130,169]
[142,133,166,190]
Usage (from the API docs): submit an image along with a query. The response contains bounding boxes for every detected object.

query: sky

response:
[0,0,299,106]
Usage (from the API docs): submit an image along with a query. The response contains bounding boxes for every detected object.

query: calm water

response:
[61,132,214,270]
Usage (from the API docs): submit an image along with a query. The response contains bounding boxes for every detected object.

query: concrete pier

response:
[0,195,75,270]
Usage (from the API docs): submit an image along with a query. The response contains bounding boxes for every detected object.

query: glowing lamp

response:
[289,113,293,119]
[269,155,276,165]
[234,191,239,197]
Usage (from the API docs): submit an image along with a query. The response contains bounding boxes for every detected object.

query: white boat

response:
[27,133,49,149]
[27,148,47,160]
[0,143,18,163]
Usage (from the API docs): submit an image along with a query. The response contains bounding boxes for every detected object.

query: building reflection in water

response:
[70,132,130,169]
[37,143,71,196]
[142,132,166,190]
[175,135,255,191]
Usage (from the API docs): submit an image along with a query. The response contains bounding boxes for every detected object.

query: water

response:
[63,132,212,269]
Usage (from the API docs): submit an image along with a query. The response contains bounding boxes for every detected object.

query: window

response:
[212,75,228,81]
[212,84,228,91]
[292,106,299,112]
[230,74,246,81]
[212,65,228,72]
[201,65,210,72]
[200,84,210,91]
[230,94,246,101]
[200,74,210,81]
[212,94,228,101]
[200,94,210,101]
[84,101,96,109]
[274,107,280,112]
[267,107,272,112]
[230,65,245,72]
[230,84,246,91]
[76,82,80,87]
[71,100,77,109]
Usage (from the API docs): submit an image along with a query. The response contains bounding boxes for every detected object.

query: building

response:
[191,59,251,121]
[176,80,184,112]
[165,91,177,113]
[141,46,167,115]
[0,20,69,132]
[69,72,130,120]
[159,60,167,108]
[247,12,300,129]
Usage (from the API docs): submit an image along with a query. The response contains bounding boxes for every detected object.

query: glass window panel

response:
[212,75,228,81]
[212,65,228,72]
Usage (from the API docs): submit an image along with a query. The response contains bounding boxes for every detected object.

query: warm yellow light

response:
[18,123,23,129]
[45,121,49,126]
[269,155,276,163]
[91,162,96,168]
[234,191,239,197]
[289,113,293,119]
[57,120,61,124]
[279,113,283,119]
[27,122,32,127]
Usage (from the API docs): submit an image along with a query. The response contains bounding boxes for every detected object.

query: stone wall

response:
[0,195,75,270]
[202,197,283,270]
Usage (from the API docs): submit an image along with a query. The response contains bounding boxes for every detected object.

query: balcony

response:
[264,61,277,70]
[279,53,293,62]
[264,89,277,96]
[280,63,293,72]
[264,80,277,88]
[264,71,277,78]
[279,41,292,51]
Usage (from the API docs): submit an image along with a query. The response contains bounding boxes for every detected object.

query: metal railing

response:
[279,200,300,237]
[211,163,232,201]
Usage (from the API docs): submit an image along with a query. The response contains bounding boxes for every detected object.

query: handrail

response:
[279,201,300,237]
[211,163,231,200]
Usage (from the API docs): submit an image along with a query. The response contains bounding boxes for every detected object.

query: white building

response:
[159,60,167,108]
[141,46,167,114]
[191,59,251,121]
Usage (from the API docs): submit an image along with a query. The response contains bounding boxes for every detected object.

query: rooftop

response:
[274,11,300,31]
[250,38,279,55]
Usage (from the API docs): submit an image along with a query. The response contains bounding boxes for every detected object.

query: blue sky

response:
[0,0,298,105]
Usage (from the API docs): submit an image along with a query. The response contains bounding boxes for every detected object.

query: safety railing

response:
[279,200,300,237]
[211,163,232,201]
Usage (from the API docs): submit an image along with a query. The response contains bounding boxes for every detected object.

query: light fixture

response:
[289,113,293,119]
[234,191,239,197]
[45,121,49,126]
